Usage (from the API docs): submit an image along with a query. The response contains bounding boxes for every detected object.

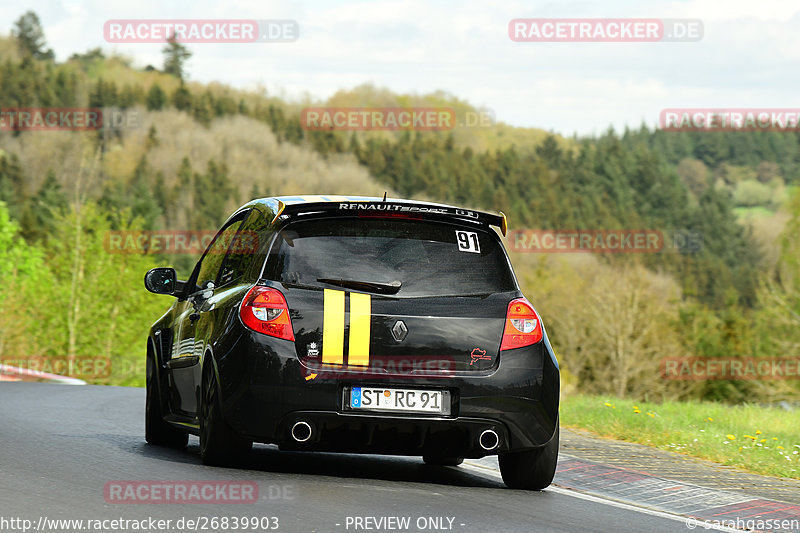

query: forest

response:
[1,11,798,402]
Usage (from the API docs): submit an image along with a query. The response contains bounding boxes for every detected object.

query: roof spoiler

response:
[273,200,507,236]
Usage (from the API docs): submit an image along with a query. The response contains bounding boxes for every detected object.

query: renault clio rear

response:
[144,196,560,490]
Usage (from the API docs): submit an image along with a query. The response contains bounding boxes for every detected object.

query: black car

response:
[144,195,560,490]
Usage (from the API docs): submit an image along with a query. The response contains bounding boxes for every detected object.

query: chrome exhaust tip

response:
[479,429,499,451]
[291,421,312,442]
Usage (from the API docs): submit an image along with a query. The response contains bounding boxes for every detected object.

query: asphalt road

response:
[0,383,695,533]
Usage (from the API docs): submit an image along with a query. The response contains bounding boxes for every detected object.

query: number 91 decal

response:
[455,230,481,253]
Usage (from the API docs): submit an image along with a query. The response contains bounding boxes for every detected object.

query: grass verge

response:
[560,395,800,479]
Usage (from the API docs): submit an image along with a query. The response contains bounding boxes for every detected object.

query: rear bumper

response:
[213,328,559,456]
[277,412,509,458]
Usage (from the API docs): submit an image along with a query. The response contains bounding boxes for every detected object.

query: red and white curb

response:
[463,455,800,532]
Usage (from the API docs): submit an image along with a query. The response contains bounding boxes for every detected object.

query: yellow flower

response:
[738,447,743,451]
[646,412,655,418]
[633,410,641,414]
[727,434,736,440]
[604,402,612,407]
[707,417,714,422]
[773,437,778,441]
[744,435,756,440]
[633,405,640,410]
[761,439,767,443]
[778,446,785,450]
[755,430,762,435]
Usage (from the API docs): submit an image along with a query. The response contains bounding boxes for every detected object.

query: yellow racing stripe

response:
[322,289,345,364]
[348,293,371,366]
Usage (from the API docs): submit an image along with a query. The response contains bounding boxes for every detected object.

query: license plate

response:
[350,387,449,415]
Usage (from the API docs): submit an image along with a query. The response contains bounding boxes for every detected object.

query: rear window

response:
[267,218,516,297]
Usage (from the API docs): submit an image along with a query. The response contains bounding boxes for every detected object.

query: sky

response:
[5,0,800,136]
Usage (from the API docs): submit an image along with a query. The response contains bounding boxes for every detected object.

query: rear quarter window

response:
[266,218,516,297]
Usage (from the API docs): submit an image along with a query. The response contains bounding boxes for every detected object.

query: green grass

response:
[561,395,800,479]
[734,206,776,219]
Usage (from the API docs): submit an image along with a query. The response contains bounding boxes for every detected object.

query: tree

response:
[162,33,192,80]
[118,85,141,108]
[20,169,68,242]
[69,47,105,65]
[0,153,26,221]
[98,157,162,230]
[89,78,118,107]
[755,161,781,183]
[45,202,165,385]
[167,157,194,228]
[52,69,79,107]
[191,160,236,228]
[676,158,710,198]
[152,172,168,214]
[520,255,689,400]
[12,11,54,60]
[0,201,44,282]
[146,125,160,149]
[127,157,163,229]
[0,201,49,358]
[192,91,214,126]
[146,84,167,111]
[757,189,800,375]
[171,82,192,111]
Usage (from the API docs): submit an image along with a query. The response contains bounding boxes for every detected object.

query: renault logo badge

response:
[391,320,408,342]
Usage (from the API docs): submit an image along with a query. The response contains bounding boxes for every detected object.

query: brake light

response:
[499,298,542,351]
[240,286,295,341]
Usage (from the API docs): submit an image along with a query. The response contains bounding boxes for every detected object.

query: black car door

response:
[167,211,250,417]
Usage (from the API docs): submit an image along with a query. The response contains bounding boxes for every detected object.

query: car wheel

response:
[422,455,464,466]
[145,353,188,448]
[499,425,559,490]
[199,363,252,466]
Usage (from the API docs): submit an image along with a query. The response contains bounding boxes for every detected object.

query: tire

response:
[499,425,559,490]
[423,455,464,467]
[145,353,189,448]
[199,362,252,466]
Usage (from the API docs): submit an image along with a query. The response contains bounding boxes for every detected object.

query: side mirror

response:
[144,267,177,295]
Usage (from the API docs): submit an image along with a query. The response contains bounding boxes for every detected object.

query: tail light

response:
[499,298,543,351]
[240,286,295,341]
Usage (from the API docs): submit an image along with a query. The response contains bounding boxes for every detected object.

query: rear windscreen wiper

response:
[316,278,402,294]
